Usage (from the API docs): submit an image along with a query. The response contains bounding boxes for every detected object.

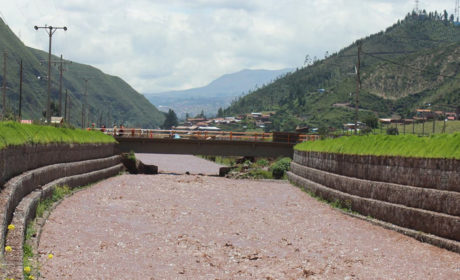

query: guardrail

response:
[92,128,319,144]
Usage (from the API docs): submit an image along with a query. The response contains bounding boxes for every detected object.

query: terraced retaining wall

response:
[0,143,115,187]
[293,151,459,192]
[289,151,460,249]
[0,143,122,279]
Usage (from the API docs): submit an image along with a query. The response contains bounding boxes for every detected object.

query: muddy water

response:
[38,174,460,279]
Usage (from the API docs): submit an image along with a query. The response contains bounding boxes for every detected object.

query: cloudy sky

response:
[0,0,455,93]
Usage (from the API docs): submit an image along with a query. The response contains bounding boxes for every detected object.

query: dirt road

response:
[38,174,460,279]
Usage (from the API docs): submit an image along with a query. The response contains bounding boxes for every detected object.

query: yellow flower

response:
[7,224,15,230]
[47,253,53,259]
[24,266,31,273]
[28,276,35,280]
[5,245,12,252]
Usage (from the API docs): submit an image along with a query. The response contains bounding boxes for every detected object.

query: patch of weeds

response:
[270,157,291,179]
[255,159,269,167]
[51,185,71,201]
[127,150,136,161]
[37,185,72,217]
[247,169,273,179]
[199,155,237,166]
[295,184,357,214]
[23,221,35,278]
[25,221,37,241]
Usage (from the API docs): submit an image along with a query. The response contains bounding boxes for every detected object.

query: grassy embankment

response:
[0,121,115,149]
[295,133,460,159]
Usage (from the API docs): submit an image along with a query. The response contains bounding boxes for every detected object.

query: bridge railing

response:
[95,128,319,144]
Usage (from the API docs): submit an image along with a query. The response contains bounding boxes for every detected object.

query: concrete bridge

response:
[115,137,295,157]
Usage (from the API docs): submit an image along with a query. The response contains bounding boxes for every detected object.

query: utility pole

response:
[81,78,90,128]
[40,56,71,117]
[67,93,71,124]
[64,89,68,122]
[34,25,67,123]
[59,54,63,117]
[354,40,362,134]
[57,55,72,117]
[2,51,7,119]
[455,0,459,21]
[19,59,23,120]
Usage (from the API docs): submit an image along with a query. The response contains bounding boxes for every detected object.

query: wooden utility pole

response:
[354,41,362,134]
[2,51,7,119]
[57,55,72,117]
[59,54,63,117]
[19,59,23,120]
[67,93,71,124]
[34,25,67,123]
[81,78,90,128]
[64,89,68,122]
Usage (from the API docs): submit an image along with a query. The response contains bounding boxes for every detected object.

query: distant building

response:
[187,118,207,125]
[50,117,64,124]
[198,126,221,131]
[295,126,310,133]
[446,112,457,120]
[343,122,364,131]
[415,109,433,120]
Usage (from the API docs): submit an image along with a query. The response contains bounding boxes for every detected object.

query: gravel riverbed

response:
[38,173,460,279]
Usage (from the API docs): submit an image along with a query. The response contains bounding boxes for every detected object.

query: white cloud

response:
[0,0,455,93]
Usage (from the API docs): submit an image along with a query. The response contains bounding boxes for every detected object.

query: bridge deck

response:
[115,137,295,157]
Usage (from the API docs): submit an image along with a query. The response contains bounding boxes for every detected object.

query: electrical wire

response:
[364,52,460,81]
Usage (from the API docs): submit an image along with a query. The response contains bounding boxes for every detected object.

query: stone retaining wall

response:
[3,164,123,280]
[294,151,460,192]
[0,143,115,187]
[0,141,120,279]
[289,150,460,246]
[290,162,460,216]
[0,155,121,254]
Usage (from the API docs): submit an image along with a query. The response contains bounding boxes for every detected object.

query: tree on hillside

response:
[195,110,206,119]
[42,102,59,118]
[363,115,379,129]
[217,107,224,118]
[162,109,178,129]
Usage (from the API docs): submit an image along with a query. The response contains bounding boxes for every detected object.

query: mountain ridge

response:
[145,68,293,118]
[0,18,165,128]
[223,12,460,131]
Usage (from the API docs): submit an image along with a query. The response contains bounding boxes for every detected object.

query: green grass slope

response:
[0,121,115,149]
[0,18,164,128]
[295,133,460,159]
[224,12,460,131]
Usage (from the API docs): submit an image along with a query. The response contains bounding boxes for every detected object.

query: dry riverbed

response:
[38,174,460,279]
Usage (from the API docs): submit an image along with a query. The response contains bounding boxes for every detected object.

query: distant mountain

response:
[0,18,164,128]
[224,12,460,131]
[144,68,293,118]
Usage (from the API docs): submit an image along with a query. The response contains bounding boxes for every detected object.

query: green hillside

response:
[224,11,460,131]
[0,18,164,128]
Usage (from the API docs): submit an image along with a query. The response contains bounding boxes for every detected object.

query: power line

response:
[364,52,460,81]
[34,24,68,123]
